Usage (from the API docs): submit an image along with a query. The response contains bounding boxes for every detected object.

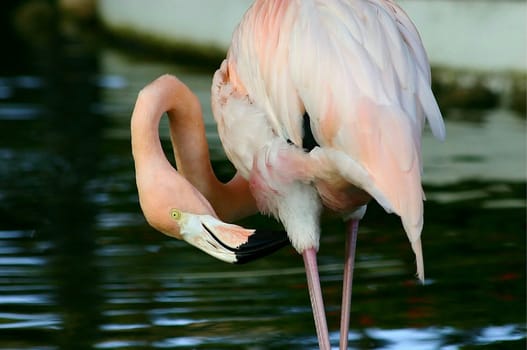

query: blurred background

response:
[0,0,525,349]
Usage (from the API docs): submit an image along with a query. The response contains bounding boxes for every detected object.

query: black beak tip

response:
[234,229,290,264]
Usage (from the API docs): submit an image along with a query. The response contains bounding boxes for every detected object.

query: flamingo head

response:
[135,165,289,263]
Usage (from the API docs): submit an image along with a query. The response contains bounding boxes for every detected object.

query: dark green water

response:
[0,3,525,349]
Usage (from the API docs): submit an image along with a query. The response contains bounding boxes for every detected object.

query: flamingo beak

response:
[170,209,289,264]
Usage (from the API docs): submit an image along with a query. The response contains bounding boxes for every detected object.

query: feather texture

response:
[211,0,445,280]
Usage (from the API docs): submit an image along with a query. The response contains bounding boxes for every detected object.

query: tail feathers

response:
[411,237,425,283]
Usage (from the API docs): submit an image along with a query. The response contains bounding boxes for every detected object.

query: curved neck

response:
[130,75,221,235]
[131,75,215,187]
[130,74,258,226]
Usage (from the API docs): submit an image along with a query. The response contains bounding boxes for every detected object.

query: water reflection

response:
[0,2,525,349]
[1,2,104,349]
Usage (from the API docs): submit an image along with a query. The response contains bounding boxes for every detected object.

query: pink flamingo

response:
[131,1,445,349]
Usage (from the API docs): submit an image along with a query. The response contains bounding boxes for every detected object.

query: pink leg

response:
[339,220,359,350]
[302,248,331,350]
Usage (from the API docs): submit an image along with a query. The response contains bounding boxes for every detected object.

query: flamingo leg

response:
[302,248,331,350]
[339,219,359,350]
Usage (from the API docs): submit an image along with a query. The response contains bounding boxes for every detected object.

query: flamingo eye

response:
[170,209,182,221]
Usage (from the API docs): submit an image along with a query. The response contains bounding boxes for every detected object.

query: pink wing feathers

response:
[225,1,304,145]
[211,0,445,280]
[287,0,445,279]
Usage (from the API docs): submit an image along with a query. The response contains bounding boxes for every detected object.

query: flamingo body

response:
[212,0,444,278]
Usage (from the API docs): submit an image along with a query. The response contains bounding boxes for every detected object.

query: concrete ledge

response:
[96,0,526,73]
